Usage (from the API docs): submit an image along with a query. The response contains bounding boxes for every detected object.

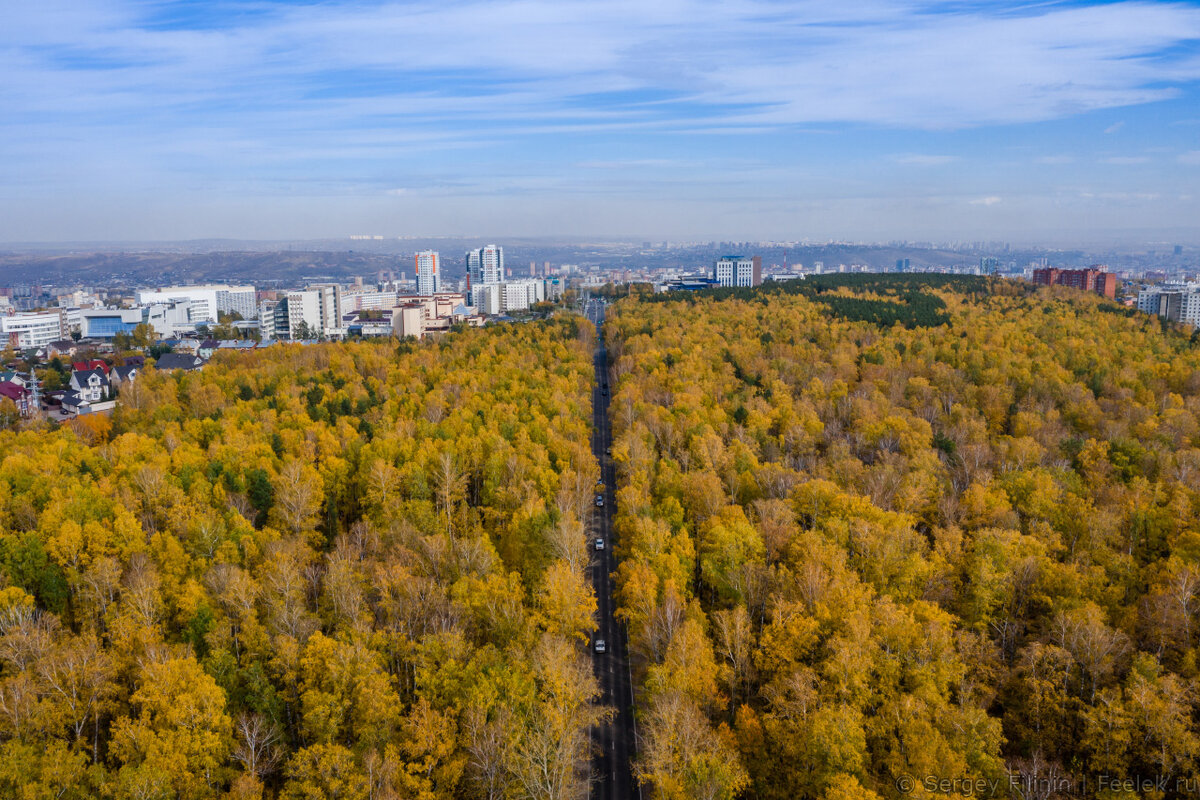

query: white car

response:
[595,538,605,551]
[594,639,607,654]
[595,495,604,507]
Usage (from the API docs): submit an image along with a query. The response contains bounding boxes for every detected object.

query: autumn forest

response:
[3,276,1200,799]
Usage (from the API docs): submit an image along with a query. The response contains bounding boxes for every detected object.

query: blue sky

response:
[3,0,1200,242]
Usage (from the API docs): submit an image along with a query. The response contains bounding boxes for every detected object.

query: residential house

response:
[70,369,111,403]
[47,340,79,358]
[154,353,205,371]
[164,339,202,355]
[0,381,33,416]
[198,339,220,359]
[60,392,90,415]
[111,364,140,387]
[72,359,109,375]
[0,371,28,389]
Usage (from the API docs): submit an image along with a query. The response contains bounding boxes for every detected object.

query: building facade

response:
[714,256,763,288]
[1,311,67,349]
[466,245,504,288]
[306,284,344,337]
[136,285,256,323]
[1031,267,1116,299]
[1138,284,1200,328]
[416,251,441,295]
[80,308,143,339]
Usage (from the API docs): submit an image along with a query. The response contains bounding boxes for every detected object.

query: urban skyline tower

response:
[416,250,441,294]
[466,244,504,287]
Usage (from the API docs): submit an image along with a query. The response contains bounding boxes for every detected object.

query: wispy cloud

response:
[969,196,1003,206]
[1102,156,1151,164]
[1036,155,1075,165]
[1104,121,1126,134]
[1180,151,1200,165]
[4,1,1200,143]
[575,159,684,170]
[894,154,960,166]
[3,0,1200,239]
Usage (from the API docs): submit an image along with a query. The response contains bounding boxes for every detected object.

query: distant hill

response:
[0,250,412,287]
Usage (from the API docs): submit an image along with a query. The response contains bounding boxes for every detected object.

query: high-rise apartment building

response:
[417,251,441,294]
[1032,266,1116,299]
[466,245,503,288]
[1138,284,1200,328]
[713,256,762,287]
[273,284,343,339]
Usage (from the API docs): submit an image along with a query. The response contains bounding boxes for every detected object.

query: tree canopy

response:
[606,276,1200,798]
[0,316,602,799]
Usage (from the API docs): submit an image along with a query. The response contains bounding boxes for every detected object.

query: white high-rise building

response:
[713,256,762,288]
[472,279,546,314]
[473,284,502,315]
[306,284,344,336]
[136,284,256,322]
[416,251,441,295]
[466,245,504,287]
[282,291,322,339]
[273,285,344,339]
[1138,283,1200,328]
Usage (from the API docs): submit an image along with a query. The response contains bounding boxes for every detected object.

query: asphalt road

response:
[586,299,640,800]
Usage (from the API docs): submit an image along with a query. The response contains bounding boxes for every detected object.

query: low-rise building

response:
[137,284,256,322]
[80,308,143,339]
[394,303,426,338]
[1,310,67,349]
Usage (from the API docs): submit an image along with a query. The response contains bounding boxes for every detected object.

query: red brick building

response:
[1032,265,1116,299]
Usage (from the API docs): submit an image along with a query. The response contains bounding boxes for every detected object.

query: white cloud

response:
[4,0,1200,239]
[1102,156,1151,164]
[4,0,1200,136]
[1104,121,1126,134]
[969,196,1002,206]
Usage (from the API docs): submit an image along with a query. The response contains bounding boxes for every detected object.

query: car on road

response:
[595,494,604,507]
[605,447,611,456]
[594,639,607,653]
[595,537,605,550]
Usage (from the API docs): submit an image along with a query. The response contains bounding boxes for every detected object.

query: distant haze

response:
[3,0,1200,243]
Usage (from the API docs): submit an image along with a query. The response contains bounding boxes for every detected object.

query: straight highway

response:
[586,298,639,800]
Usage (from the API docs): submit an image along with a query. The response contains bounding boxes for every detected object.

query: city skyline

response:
[4,0,1200,243]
